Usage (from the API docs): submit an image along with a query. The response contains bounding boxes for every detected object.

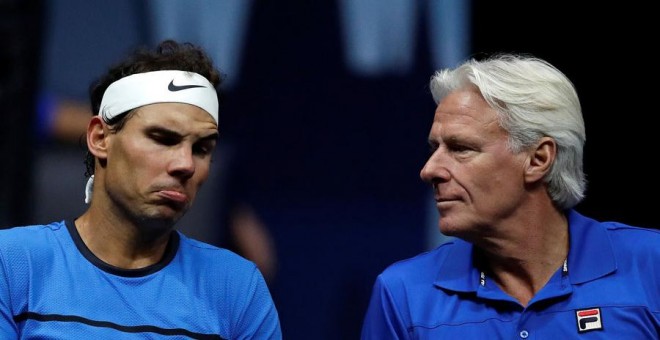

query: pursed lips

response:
[156,187,189,204]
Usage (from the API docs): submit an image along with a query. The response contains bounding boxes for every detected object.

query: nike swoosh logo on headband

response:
[168,79,206,92]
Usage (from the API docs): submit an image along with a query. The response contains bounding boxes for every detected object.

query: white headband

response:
[99,70,218,124]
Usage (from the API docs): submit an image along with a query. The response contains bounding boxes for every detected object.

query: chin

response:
[438,218,469,238]
[140,206,185,225]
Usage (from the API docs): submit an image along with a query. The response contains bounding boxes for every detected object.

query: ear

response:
[86,116,109,160]
[524,137,556,184]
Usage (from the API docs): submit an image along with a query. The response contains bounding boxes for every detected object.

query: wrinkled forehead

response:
[99,70,218,124]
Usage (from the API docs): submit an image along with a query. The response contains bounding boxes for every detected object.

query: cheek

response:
[126,151,160,175]
[110,143,164,184]
[191,160,212,184]
[484,159,526,194]
[111,138,151,162]
[465,158,521,193]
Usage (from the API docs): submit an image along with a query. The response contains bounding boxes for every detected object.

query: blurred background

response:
[1,1,656,339]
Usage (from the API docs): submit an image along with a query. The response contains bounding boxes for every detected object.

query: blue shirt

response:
[361,210,660,339]
[0,220,282,339]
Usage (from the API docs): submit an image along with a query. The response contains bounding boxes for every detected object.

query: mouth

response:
[434,197,461,210]
[156,189,189,206]
[436,199,457,204]
[435,194,460,202]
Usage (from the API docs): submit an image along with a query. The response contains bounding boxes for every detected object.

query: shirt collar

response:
[433,209,617,291]
[565,209,617,284]
[433,237,480,292]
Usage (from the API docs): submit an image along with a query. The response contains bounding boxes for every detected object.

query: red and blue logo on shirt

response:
[576,308,603,332]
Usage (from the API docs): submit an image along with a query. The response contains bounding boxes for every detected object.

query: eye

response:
[450,144,471,153]
[193,140,215,156]
[151,133,179,146]
[446,140,477,157]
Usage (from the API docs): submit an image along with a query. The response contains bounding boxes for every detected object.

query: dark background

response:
[472,2,656,229]
[1,1,656,339]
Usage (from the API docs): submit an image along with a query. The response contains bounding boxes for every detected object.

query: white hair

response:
[430,54,586,209]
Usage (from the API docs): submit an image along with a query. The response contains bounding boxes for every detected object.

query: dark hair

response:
[84,40,223,177]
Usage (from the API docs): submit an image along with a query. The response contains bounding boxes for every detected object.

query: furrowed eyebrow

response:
[144,126,183,141]
[200,132,219,142]
[145,126,219,141]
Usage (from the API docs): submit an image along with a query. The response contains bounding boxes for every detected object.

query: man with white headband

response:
[0,40,282,339]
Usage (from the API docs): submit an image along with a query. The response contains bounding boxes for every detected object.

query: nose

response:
[168,146,195,179]
[420,150,450,184]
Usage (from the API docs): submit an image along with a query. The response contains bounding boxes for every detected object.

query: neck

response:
[75,201,173,270]
[477,201,569,307]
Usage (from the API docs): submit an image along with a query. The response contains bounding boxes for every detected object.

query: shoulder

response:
[377,241,456,286]
[0,221,69,288]
[175,232,260,278]
[602,220,660,240]
[570,210,660,255]
[572,213,660,288]
[0,221,66,237]
[363,241,465,334]
[174,232,279,334]
[0,221,67,252]
[601,221,660,257]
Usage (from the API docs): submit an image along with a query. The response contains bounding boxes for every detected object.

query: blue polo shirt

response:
[361,210,660,339]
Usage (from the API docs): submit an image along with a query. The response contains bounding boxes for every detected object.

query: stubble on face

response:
[101,104,217,231]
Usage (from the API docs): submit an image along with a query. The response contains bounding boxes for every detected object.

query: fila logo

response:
[576,308,603,332]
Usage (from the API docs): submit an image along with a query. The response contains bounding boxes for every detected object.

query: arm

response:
[361,275,410,340]
[234,266,282,339]
[0,252,18,338]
